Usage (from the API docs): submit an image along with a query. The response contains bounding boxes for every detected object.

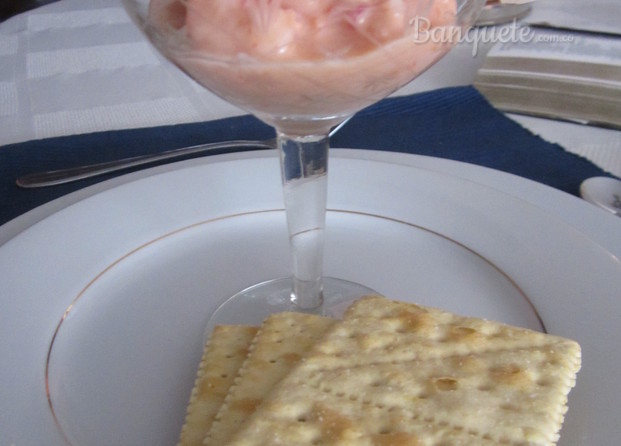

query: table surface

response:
[1,0,620,178]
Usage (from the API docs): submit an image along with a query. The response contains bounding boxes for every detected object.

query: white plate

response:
[1,149,620,446]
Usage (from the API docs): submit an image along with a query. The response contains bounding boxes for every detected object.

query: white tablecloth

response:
[1,0,620,177]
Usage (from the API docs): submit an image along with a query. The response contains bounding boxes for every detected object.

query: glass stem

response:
[278,132,329,311]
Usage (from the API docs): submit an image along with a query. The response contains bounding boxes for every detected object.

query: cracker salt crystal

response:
[223,296,581,446]
[177,325,258,446]
[204,312,336,445]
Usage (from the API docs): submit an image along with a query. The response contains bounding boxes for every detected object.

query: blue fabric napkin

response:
[0,86,616,227]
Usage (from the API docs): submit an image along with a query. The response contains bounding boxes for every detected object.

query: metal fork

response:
[16,138,276,188]
[17,119,350,188]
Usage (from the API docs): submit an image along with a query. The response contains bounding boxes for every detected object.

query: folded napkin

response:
[0,86,615,227]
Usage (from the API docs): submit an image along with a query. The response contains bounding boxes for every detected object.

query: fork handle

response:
[16,139,275,188]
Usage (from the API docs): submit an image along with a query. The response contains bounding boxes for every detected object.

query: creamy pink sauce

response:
[148,0,458,133]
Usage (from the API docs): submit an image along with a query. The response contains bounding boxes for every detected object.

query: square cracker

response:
[177,324,258,446]
[204,312,336,445]
[224,296,581,446]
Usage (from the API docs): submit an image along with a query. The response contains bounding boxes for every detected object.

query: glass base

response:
[204,277,378,336]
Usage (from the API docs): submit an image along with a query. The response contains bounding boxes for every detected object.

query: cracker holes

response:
[452,326,477,336]
[500,403,519,412]
[477,384,494,392]
[490,329,506,338]
[433,377,459,391]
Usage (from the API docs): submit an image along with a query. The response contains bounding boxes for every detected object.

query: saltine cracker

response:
[204,312,336,445]
[224,296,581,445]
[177,325,258,446]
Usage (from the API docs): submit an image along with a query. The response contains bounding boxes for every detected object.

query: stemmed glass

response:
[122,0,485,326]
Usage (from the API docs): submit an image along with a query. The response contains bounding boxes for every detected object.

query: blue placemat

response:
[0,86,615,227]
